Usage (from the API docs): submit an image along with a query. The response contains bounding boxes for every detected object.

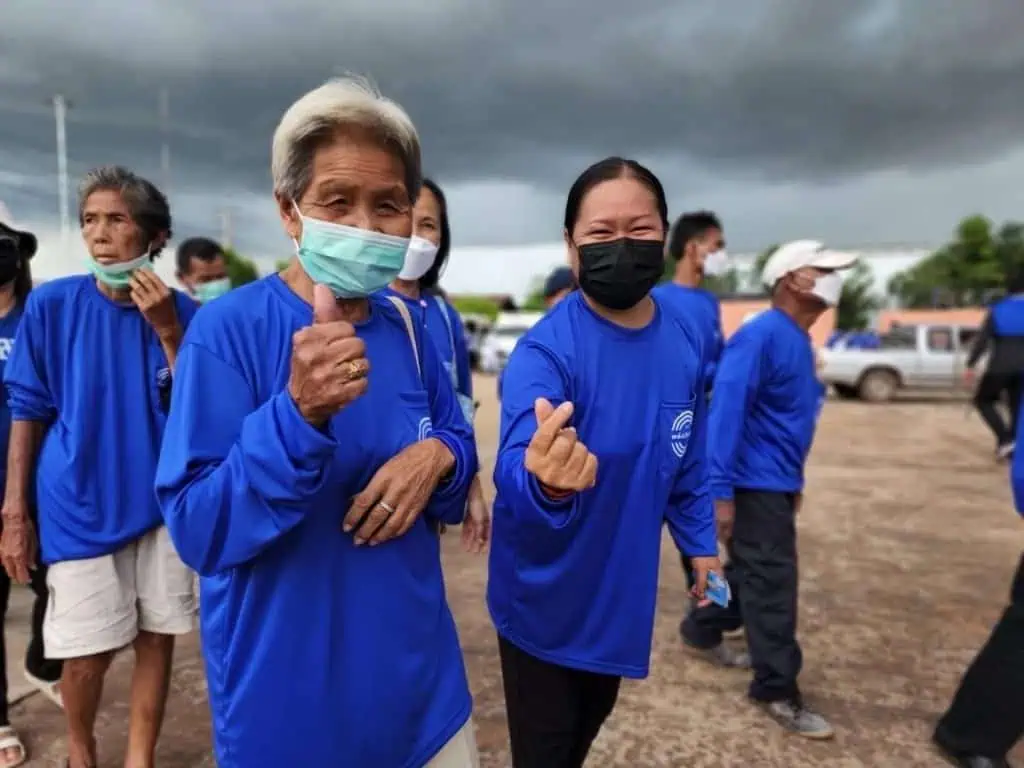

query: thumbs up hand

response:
[524,398,598,496]
[288,284,370,427]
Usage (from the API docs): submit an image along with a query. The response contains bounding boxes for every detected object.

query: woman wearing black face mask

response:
[0,217,62,768]
[488,157,723,768]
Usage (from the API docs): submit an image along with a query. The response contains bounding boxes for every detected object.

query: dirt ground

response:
[10,375,1024,767]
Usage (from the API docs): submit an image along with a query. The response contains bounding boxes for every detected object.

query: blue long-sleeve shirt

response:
[154,276,476,768]
[651,283,723,391]
[1011,399,1024,515]
[3,275,196,563]
[708,307,821,501]
[488,291,716,679]
[0,304,25,499]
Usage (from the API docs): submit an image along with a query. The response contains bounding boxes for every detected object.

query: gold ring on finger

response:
[341,359,368,382]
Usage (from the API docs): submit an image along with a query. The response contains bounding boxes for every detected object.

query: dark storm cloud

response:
[1,0,1023,240]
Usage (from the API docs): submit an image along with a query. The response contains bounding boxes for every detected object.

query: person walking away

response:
[175,237,232,304]
[708,239,857,739]
[653,210,748,664]
[496,266,575,403]
[0,167,198,768]
[155,77,480,768]
[932,402,1024,767]
[965,274,1024,460]
[490,157,722,768]
[384,178,489,552]
[0,215,62,768]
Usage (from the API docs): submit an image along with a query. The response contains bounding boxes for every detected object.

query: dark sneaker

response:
[997,441,1015,461]
[760,699,834,740]
[933,731,1012,767]
[683,639,751,668]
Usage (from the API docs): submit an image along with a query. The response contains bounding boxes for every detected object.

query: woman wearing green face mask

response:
[0,166,200,768]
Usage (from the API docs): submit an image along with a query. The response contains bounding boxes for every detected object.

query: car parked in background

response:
[479,311,544,374]
[819,323,979,402]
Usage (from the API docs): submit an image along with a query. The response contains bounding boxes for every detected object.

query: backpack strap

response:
[384,295,422,383]
[432,295,458,380]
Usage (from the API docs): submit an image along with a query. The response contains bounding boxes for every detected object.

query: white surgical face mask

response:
[810,271,843,307]
[703,248,729,277]
[398,235,439,281]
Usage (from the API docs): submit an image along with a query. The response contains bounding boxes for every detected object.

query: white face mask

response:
[703,248,729,277]
[398,235,439,281]
[810,271,843,307]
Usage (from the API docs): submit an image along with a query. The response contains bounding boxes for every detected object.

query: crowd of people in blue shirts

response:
[0,76,1019,768]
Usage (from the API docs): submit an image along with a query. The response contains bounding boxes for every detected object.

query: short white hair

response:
[271,75,422,203]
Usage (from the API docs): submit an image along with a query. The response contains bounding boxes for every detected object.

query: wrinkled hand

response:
[689,555,723,606]
[289,284,370,427]
[343,438,455,546]
[461,475,491,554]
[524,398,598,495]
[715,499,736,543]
[0,505,37,584]
[131,269,180,338]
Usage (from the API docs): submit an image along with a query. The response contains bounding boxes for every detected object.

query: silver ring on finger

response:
[377,501,396,518]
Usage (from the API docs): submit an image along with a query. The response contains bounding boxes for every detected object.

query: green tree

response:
[274,259,290,272]
[224,248,260,287]
[448,295,500,321]
[888,215,1024,308]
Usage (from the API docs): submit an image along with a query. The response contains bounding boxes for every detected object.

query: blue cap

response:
[543,266,576,299]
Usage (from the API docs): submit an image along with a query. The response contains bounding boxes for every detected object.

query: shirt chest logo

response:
[0,337,13,361]
[670,409,694,459]
[418,416,433,441]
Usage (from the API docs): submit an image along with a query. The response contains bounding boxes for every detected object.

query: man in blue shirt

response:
[705,239,856,740]
[176,237,232,304]
[655,212,749,665]
[965,273,1024,461]
[933,417,1024,767]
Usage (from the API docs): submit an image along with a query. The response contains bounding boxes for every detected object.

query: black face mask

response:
[576,237,664,311]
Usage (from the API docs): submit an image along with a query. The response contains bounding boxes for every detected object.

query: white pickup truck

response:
[819,323,979,402]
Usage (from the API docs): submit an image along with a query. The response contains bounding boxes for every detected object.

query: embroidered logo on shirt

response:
[670,410,694,459]
[418,416,433,441]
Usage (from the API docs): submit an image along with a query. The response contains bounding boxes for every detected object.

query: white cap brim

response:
[807,248,858,271]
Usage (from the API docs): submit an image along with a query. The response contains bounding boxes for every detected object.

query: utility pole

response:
[158,87,171,192]
[219,208,233,249]
[52,94,71,253]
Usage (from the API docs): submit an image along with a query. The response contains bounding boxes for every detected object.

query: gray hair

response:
[271,76,422,204]
[78,166,173,257]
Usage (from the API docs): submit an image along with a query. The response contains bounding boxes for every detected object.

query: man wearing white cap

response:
[704,240,856,739]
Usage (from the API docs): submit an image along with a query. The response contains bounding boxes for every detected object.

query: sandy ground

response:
[8,375,1024,767]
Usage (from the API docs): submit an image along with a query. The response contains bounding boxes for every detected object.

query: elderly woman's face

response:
[81,189,148,264]
[412,187,442,247]
[282,132,413,242]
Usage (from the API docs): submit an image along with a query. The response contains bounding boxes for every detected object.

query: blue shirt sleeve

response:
[419,320,478,524]
[155,342,338,576]
[493,340,577,528]
[708,329,765,501]
[665,391,717,557]
[1013,399,1024,516]
[3,294,55,423]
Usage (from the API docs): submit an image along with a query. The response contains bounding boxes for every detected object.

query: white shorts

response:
[426,719,480,768]
[44,526,197,659]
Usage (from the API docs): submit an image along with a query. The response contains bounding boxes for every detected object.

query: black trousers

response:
[724,490,803,703]
[934,553,1024,759]
[973,372,1022,446]
[0,557,62,725]
[680,543,744,646]
[498,635,621,768]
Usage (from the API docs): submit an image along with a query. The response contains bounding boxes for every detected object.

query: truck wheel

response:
[858,369,898,402]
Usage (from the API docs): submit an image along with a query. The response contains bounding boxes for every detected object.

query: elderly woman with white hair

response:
[154,78,480,767]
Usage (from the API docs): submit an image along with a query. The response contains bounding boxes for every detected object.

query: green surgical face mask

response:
[194,277,231,303]
[88,252,152,288]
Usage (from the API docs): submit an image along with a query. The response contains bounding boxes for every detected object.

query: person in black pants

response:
[705,240,859,739]
[932,422,1024,767]
[0,216,62,767]
[966,273,1024,460]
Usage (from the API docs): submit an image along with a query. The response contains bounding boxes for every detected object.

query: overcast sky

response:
[2,0,1023,294]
